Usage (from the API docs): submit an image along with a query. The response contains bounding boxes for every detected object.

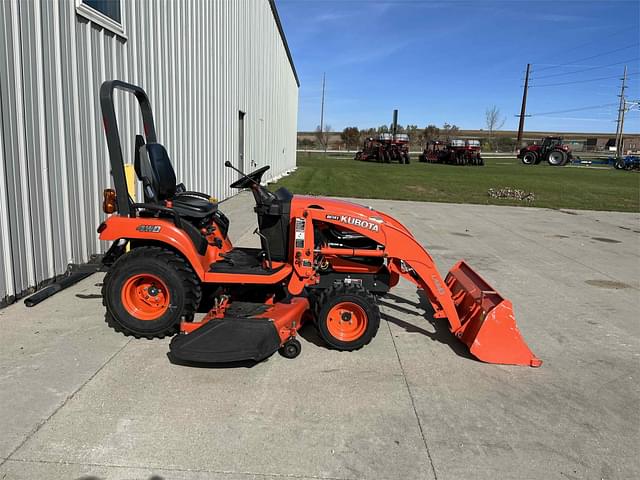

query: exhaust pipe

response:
[392,109,398,137]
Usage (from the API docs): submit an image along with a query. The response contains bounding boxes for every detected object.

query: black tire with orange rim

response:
[315,285,380,351]
[102,246,201,338]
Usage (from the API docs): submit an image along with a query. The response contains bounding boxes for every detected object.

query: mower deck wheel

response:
[102,246,201,339]
[315,284,380,351]
[279,338,302,359]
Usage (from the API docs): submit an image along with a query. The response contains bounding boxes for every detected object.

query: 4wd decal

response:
[136,225,162,233]
[325,214,380,232]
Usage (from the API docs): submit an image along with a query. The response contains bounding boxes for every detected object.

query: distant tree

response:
[442,123,459,141]
[297,138,315,149]
[495,135,516,152]
[376,125,389,133]
[404,124,421,144]
[485,106,506,151]
[423,124,440,144]
[341,126,360,150]
[361,127,376,139]
[315,124,332,151]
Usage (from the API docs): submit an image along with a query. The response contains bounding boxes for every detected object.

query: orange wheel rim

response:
[326,302,367,342]
[121,274,170,321]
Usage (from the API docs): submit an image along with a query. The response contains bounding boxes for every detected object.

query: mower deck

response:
[170,298,309,363]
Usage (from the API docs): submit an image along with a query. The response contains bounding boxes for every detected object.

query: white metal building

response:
[0,0,299,306]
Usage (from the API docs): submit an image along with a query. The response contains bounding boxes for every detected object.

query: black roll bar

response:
[99,80,158,216]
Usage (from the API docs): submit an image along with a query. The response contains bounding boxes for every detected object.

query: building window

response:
[84,0,121,23]
[76,0,125,38]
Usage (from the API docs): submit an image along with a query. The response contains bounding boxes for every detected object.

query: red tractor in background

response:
[418,139,484,166]
[517,136,573,166]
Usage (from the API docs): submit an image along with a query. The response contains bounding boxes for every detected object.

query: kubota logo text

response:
[326,214,379,232]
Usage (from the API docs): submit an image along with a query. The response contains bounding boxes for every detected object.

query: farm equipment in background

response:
[419,140,446,163]
[613,155,640,170]
[354,109,410,164]
[355,136,385,162]
[97,80,541,368]
[518,136,573,166]
[448,139,483,165]
[354,133,410,164]
[418,139,484,166]
[387,133,411,164]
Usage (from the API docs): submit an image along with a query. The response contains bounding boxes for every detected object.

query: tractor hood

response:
[292,195,414,237]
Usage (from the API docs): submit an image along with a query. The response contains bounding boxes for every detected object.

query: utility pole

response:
[319,73,326,152]
[615,66,627,157]
[516,63,531,150]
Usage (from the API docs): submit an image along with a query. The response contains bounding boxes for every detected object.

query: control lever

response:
[253,228,273,271]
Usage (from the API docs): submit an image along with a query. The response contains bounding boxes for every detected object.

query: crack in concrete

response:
[385,318,438,480]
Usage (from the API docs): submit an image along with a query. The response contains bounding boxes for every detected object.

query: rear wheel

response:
[102,246,201,338]
[522,152,537,165]
[315,285,380,351]
[548,150,567,166]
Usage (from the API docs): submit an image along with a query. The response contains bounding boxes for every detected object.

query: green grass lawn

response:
[271,153,640,212]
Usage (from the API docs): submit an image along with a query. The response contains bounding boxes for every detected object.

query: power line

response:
[533,58,639,79]
[548,25,639,58]
[528,103,619,117]
[530,71,639,88]
[533,43,640,73]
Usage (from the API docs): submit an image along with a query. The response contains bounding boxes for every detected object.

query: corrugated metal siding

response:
[0,0,298,305]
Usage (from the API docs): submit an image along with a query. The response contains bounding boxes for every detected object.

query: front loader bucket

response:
[445,261,542,367]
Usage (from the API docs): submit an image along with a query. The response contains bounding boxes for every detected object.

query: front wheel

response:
[315,285,380,351]
[521,152,537,165]
[102,246,201,338]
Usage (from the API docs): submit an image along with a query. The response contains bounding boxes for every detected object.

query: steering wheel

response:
[230,165,270,189]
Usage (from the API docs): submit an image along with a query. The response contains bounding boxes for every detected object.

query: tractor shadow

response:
[297,322,328,348]
[167,353,260,369]
[379,291,475,362]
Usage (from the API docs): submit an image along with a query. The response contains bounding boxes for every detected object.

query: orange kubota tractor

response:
[98,81,541,367]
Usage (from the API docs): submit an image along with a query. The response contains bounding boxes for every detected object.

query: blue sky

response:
[277,0,640,133]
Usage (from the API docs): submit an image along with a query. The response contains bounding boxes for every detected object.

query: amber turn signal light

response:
[102,188,117,214]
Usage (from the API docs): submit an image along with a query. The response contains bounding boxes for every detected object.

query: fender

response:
[99,215,214,279]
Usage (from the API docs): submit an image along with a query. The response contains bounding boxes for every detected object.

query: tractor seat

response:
[134,135,216,220]
[172,193,216,218]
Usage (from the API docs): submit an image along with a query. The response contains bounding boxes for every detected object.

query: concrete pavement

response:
[1,193,638,479]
